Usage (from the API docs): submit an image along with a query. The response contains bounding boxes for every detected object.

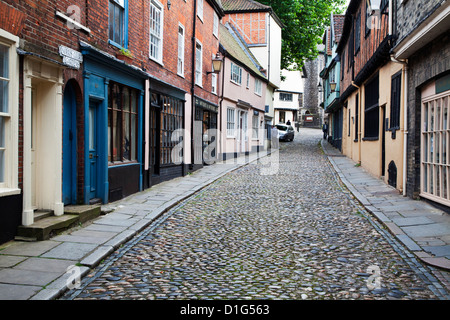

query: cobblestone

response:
[62,129,448,300]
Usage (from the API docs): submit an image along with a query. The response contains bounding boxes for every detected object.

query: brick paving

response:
[61,129,449,300]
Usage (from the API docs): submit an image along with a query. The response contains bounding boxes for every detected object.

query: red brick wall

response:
[1,0,222,196]
[222,12,266,45]
[340,2,389,94]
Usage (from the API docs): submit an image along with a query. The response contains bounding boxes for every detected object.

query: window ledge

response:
[0,187,21,198]
[149,57,164,67]
[362,136,379,141]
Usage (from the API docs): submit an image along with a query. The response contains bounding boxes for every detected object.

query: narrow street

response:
[62,129,441,300]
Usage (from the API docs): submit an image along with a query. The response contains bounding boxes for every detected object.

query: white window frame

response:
[195,40,203,87]
[252,114,259,140]
[177,23,185,77]
[0,29,19,195]
[197,0,204,22]
[227,108,236,138]
[254,78,262,96]
[421,91,450,206]
[246,73,250,88]
[213,12,219,38]
[149,0,164,64]
[231,62,242,85]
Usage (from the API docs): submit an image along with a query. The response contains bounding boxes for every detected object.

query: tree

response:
[258,0,346,71]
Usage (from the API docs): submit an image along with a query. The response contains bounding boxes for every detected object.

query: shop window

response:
[421,92,450,206]
[160,95,183,166]
[108,82,138,163]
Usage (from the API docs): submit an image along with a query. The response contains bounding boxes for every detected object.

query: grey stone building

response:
[391,0,450,208]
[302,45,325,128]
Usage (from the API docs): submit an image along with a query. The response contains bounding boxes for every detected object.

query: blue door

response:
[62,83,77,205]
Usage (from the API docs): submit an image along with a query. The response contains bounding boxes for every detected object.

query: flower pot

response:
[116,54,133,64]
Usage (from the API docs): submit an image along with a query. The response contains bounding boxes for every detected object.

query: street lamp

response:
[207,53,223,75]
[330,82,337,92]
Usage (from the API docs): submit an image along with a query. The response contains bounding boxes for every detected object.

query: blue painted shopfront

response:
[81,43,144,204]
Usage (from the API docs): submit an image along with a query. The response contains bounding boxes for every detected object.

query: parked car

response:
[277,124,295,141]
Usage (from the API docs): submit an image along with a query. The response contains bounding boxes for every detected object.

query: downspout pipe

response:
[391,55,408,196]
[351,81,361,164]
[191,0,198,169]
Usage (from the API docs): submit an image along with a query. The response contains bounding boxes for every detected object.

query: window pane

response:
[113,109,121,161]
[0,44,8,78]
[114,5,121,44]
[131,90,137,113]
[123,111,130,160]
[89,108,95,149]
[131,113,137,161]
[0,149,3,183]
[0,80,7,114]
[150,3,162,61]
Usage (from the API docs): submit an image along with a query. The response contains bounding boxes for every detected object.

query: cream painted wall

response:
[341,62,405,191]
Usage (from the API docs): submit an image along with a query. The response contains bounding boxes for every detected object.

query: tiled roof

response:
[222,0,271,12]
[333,14,345,44]
[219,23,267,79]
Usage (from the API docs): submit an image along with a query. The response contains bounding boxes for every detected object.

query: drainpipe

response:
[391,55,408,196]
[191,0,198,168]
[351,81,361,164]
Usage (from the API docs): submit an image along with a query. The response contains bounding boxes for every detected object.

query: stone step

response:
[16,204,101,241]
[34,210,53,222]
[63,204,101,224]
[17,214,79,241]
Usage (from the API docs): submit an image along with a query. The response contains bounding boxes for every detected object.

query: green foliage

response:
[258,0,346,70]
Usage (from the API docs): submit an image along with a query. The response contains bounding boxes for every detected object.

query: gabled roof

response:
[219,23,267,80]
[222,0,271,12]
[222,0,285,28]
[207,0,225,17]
[333,14,345,44]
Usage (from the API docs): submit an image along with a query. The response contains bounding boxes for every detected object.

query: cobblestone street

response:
[62,129,447,300]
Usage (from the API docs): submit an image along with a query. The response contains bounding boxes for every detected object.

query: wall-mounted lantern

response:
[207,53,223,75]
[330,82,337,92]
[367,0,381,15]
